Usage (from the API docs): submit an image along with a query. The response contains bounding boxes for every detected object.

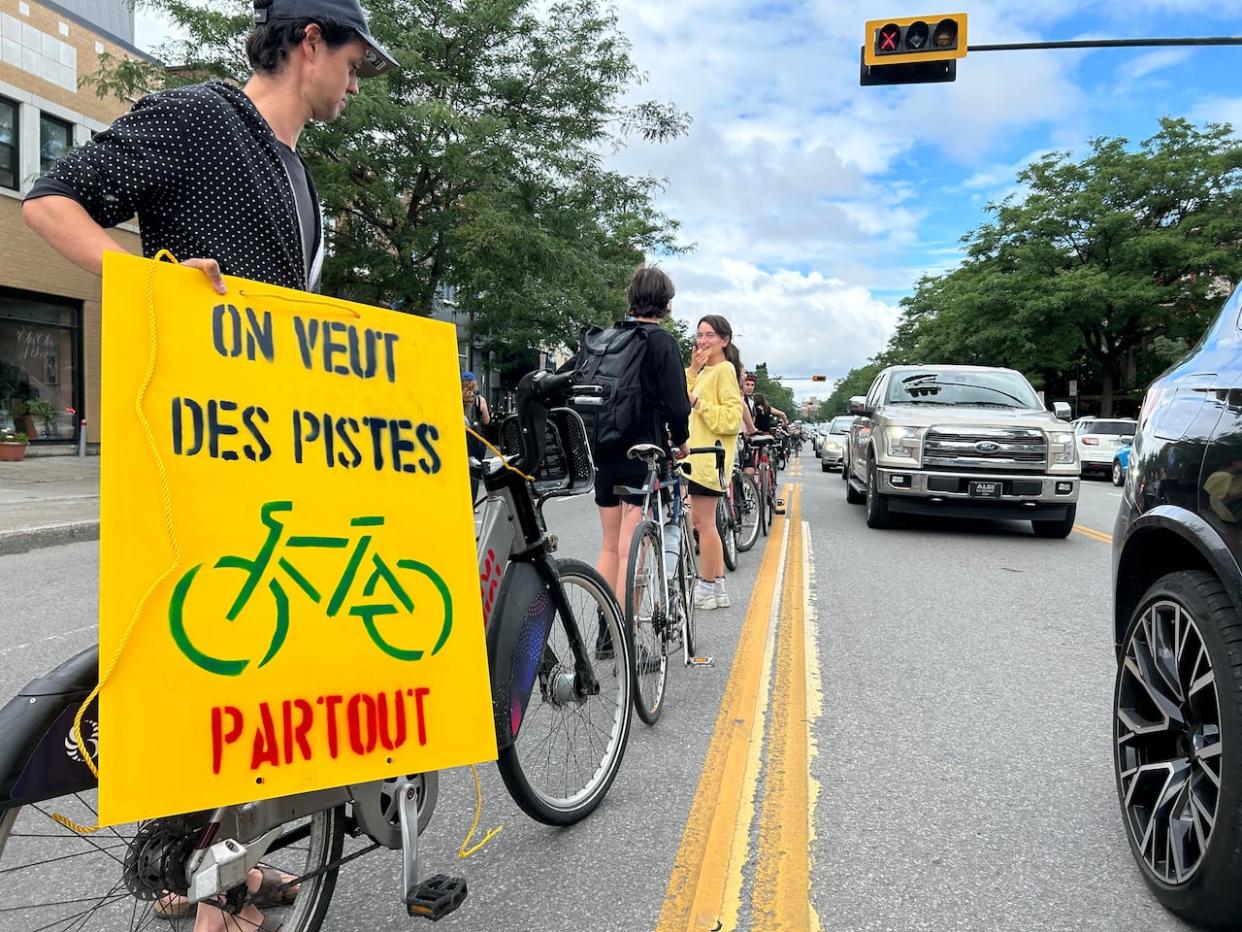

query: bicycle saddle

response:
[750,434,775,445]
[627,443,667,461]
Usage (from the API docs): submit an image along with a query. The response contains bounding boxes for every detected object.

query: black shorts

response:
[594,455,650,508]
[686,478,725,498]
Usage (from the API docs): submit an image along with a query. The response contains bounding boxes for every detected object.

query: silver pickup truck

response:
[844,365,1081,538]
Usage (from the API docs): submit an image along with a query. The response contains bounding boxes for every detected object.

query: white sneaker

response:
[714,579,730,608]
[694,584,718,610]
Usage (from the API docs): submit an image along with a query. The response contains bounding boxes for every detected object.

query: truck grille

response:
[923,427,1047,472]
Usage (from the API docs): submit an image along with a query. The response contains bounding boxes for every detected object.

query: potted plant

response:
[26,399,58,438]
[0,429,28,462]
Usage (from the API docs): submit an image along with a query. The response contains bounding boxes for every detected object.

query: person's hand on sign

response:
[181,257,227,296]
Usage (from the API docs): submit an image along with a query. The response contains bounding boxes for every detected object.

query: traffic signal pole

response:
[968,37,1242,53]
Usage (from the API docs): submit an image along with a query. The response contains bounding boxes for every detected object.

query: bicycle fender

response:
[486,562,553,750]
[0,647,99,809]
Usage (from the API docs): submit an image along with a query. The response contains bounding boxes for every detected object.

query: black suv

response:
[1112,283,1242,928]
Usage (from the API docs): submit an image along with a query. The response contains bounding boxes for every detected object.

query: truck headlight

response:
[1048,431,1075,465]
[884,425,922,463]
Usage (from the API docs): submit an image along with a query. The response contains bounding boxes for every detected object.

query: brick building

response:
[0,0,154,452]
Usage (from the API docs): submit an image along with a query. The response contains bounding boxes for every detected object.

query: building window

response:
[0,290,81,443]
[39,113,72,176]
[0,99,16,190]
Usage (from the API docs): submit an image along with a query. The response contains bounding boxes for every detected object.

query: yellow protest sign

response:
[97,253,496,826]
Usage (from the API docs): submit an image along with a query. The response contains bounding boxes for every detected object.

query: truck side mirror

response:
[848,395,869,417]
[1053,401,1072,420]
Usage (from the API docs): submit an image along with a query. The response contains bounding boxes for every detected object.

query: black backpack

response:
[570,321,654,452]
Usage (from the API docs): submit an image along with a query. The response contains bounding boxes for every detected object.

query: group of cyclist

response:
[570,265,794,617]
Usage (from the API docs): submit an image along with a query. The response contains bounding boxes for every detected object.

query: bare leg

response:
[690,495,723,581]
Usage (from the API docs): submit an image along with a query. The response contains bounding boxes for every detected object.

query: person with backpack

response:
[569,266,691,611]
[686,315,744,610]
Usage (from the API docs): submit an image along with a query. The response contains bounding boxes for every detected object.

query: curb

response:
[0,520,100,556]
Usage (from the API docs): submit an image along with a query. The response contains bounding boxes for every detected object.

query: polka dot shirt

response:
[26,81,323,292]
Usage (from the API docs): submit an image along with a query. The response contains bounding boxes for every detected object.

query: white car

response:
[819,415,853,471]
[1073,417,1136,478]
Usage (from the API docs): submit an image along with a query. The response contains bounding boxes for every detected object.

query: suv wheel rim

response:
[1115,597,1222,885]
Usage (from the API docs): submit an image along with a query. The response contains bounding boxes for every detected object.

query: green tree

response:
[819,362,881,419]
[93,0,689,351]
[886,118,1242,414]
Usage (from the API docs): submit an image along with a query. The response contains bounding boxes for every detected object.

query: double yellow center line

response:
[657,482,821,931]
[1073,523,1113,543]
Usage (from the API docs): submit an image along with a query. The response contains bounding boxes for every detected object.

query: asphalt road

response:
[0,457,1196,931]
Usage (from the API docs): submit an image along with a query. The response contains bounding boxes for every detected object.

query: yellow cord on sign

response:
[54,250,184,835]
[457,764,503,858]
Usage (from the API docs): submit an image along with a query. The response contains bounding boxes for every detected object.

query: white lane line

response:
[0,624,97,657]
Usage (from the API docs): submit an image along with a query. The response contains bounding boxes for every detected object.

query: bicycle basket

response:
[498,407,595,498]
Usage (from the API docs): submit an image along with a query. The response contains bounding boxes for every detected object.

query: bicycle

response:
[750,433,782,535]
[730,457,762,554]
[619,443,723,724]
[0,369,632,931]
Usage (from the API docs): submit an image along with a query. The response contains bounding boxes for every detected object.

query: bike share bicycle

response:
[0,369,632,931]
[619,443,724,724]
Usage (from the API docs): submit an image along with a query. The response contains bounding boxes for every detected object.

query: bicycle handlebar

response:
[685,441,727,489]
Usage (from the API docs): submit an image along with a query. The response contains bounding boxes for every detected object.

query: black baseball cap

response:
[254,0,399,77]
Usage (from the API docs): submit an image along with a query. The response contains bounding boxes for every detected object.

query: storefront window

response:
[0,291,81,442]
[0,99,16,191]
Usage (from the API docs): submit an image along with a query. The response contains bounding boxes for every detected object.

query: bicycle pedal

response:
[687,655,715,667]
[547,534,558,552]
[407,875,467,921]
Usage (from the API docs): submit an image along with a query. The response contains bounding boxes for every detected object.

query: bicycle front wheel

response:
[717,497,738,571]
[679,513,699,659]
[734,471,761,552]
[0,794,344,932]
[625,520,669,725]
[497,558,633,825]
[760,467,773,535]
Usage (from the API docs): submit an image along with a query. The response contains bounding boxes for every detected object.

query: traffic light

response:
[861,13,967,86]
[811,375,827,382]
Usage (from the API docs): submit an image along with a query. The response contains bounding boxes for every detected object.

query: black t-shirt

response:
[274,141,319,291]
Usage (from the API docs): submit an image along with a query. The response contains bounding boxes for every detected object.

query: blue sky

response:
[134,1,1242,401]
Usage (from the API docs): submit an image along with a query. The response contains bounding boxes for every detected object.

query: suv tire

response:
[1112,460,1125,486]
[1114,570,1242,928]
[865,458,892,529]
[1032,504,1076,539]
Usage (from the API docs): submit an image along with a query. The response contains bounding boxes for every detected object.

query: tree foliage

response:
[819,362,881,419]
[750,363,795,419]
[878,118,1242,414]
[93,0,689,351]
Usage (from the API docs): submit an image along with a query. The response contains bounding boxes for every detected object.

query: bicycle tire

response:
[735,471,761,552]
[760,467,774,534]
[497,558,633,825]
[0,796,345,932]
[679,513,699,658]
[625,520,669,725]
[717,497,737,571]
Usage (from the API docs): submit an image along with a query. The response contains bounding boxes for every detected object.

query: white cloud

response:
[1189,96,1242,130]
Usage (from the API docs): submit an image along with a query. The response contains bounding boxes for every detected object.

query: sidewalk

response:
[0,455,100,554]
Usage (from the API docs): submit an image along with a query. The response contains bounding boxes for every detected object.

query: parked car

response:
[1111,442,1131,487]
[1074,417,1137,478]
[1112,280,1242,927]
[819,415,853,471]
[844,365,1081,536]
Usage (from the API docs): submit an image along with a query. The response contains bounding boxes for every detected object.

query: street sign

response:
[97,253,496,825]
[1069,379,1078,396]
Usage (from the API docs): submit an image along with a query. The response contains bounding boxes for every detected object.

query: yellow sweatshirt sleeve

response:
[697,366,742,435]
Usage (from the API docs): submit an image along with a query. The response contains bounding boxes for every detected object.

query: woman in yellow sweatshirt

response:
[686,314,743,610]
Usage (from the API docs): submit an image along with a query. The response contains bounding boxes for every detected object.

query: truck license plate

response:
[969,481,1002,498]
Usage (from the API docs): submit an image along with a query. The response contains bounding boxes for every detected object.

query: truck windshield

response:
[888,371,1041,409]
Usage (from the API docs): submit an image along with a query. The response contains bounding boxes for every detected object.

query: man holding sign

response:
[23,0,398,294]
[23,4,404,929]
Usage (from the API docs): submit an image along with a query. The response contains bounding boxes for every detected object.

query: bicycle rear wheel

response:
[717,497,738,571]
[625,520,669,725]
[497,558,633,825]
[734,471,761,552]
[760,467,773,535]
[0,795,344,932]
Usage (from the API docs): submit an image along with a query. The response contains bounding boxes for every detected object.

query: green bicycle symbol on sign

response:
[168,501,452,677]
